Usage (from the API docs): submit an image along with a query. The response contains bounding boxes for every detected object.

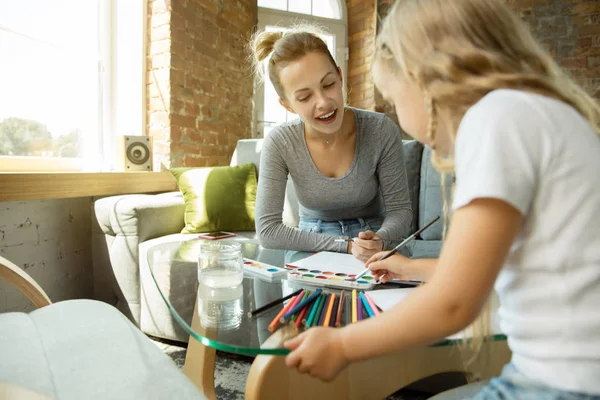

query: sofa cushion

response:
[230,139,299,227]
[418,147,452,240]
[401,140,424,233]
[171,163,258,234]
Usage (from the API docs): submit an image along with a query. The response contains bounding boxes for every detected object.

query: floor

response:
[152,338,445,400]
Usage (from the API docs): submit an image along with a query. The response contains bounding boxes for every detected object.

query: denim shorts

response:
[297,216,384,238]
[431,363,600,400]
[284,216,385,263]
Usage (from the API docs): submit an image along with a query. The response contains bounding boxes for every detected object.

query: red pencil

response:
[294,302,311,330]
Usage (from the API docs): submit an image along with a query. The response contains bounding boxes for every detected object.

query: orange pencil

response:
[335,290,345,327]
[322,293,336,327]
[268,295,297,332]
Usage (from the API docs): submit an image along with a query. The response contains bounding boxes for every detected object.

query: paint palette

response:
[242,258,288,281]
[284,251,378,290]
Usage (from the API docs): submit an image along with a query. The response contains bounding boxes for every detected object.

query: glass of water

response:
[197,282,243,330]
[197,241,244,289]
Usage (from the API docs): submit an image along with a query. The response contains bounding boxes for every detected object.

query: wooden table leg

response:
[183,300,217,400]
[246,330,511,400]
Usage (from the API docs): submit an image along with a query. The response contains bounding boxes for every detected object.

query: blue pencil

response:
[357,292,363,321]
[359,292,374,318]
[281,288,322,322]
[318,293,332,326]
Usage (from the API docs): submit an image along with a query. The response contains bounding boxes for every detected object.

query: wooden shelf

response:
[0,172,178,202]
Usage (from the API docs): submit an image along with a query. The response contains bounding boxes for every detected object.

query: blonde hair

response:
[250,24,339,100]
[375,0,600,359]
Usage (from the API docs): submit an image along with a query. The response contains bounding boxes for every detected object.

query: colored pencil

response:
[272,289,304,329]
[318,293,332,326]
[329,295,339,327]
[335,290,345,327]
[357,292,363,321]
[268,295,297,332]
[294,296,312,330]
[305,293,324,327]
[247,288,303,318]
[351,289,357,323]
[303,293,321,325]
[363,292,380,316]
[359,292,374,318]
[353,216,441,281]
[311,293,327,327]
[323,293,336,327]
[290,290,310,324]
[281,288,322,323]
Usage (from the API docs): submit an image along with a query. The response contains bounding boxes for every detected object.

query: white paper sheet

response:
[366,288,504,340]
[366,288,416,311]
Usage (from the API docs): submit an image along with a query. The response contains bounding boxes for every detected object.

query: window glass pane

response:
[288,0,311,15]
[0,1,99,159]
[312,0,341,19]
[258,0,287,12]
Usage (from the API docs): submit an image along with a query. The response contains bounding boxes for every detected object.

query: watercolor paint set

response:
[242,258,288,281]
[284,252,378,290]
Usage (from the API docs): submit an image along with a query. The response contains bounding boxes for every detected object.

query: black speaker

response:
[118,135,153,171]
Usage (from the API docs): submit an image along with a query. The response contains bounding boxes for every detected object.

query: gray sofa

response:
[92,139,448,342]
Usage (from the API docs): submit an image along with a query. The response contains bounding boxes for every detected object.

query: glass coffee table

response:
[147,238,510,400]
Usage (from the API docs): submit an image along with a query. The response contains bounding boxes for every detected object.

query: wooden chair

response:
[0,255,52,309]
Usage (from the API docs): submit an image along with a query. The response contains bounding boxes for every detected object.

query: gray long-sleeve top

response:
[255,108,413,253]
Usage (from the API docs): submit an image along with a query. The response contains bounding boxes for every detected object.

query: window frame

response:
[0,0,147,173]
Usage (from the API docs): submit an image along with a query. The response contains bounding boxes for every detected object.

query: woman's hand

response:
[349,230,385,262]
[365,252,414,283]
[284,327,349,382]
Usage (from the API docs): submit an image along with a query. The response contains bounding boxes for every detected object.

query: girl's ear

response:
[278,98,296,114]
[337,66,343,84]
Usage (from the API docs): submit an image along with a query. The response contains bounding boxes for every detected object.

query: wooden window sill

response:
[0,172,178,202]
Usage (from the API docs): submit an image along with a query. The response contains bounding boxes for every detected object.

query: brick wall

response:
[148,0,257,169]
[368,0,600,123]
[346,0,377,110]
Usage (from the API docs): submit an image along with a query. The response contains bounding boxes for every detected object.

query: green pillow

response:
[170,163,257,234]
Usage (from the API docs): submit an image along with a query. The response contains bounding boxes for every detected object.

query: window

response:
[0,1,145,172]
[258,0,343,20]
[255,1,347,137]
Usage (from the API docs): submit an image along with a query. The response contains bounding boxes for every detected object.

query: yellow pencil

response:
[351,289,357,323]
[323,293,336,327]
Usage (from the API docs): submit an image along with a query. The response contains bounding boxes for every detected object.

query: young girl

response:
[250,26,413,261]
[284,1,600,398]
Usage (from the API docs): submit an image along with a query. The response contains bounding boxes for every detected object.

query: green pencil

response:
[309,293,327,327]
[303,292,322,325]
[306,293,325,327]
[291,290,310,324]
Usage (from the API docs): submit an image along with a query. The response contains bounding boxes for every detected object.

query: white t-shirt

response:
[452,89,600,394]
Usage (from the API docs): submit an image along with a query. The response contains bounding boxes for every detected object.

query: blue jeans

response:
[298,216,384,238]
[430,363,600,400]
[284,216,385,263]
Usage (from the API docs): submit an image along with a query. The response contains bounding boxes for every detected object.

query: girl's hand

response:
[284,327,349,382]
[365,252,413,283]
[350,230,385,262]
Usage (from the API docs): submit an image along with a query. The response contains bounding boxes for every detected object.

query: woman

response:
[283,1,600,399]
[251,26,413,261]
